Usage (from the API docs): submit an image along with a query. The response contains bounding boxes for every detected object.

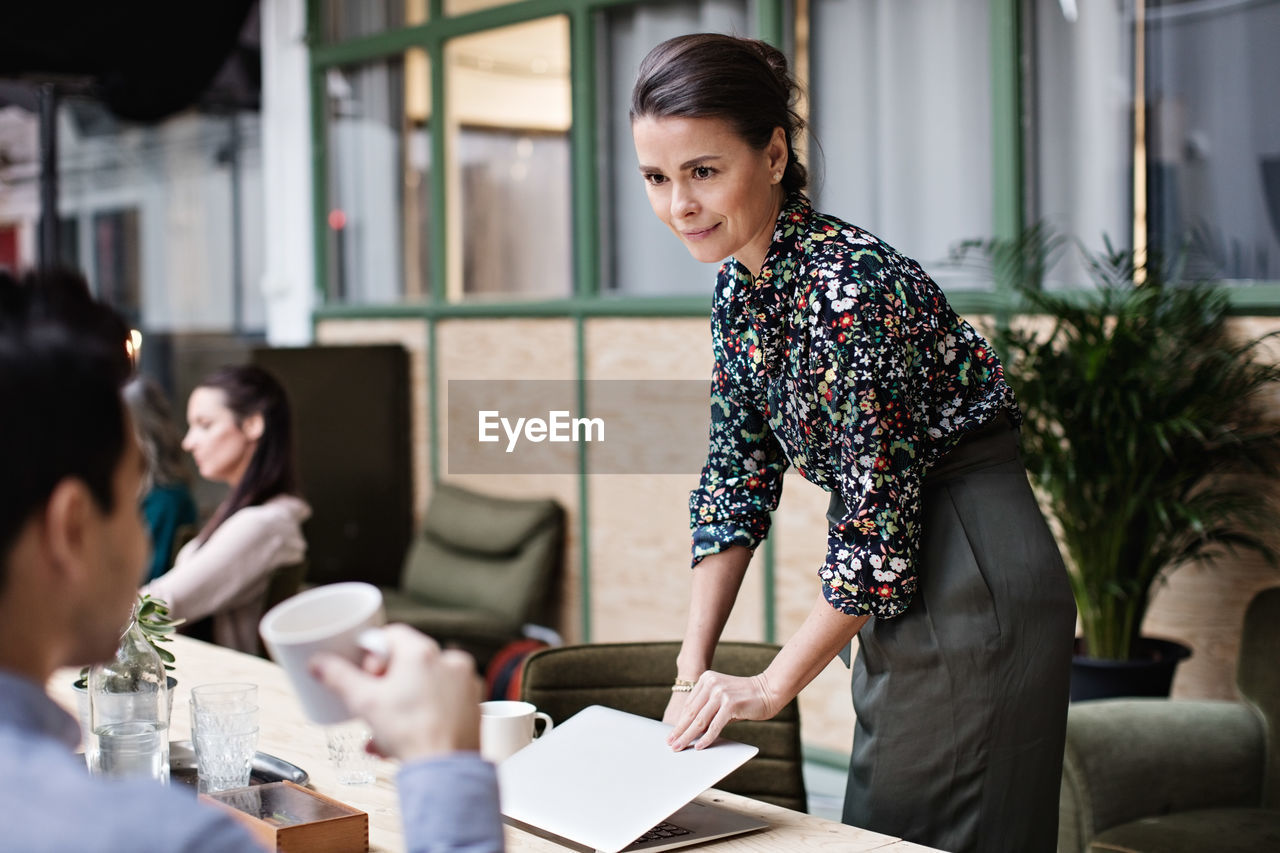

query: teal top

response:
[141,482,197,582]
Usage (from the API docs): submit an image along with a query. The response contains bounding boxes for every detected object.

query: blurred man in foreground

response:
[0,269,504,853]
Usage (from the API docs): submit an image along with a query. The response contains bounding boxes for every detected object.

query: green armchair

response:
[381,483,565,668]
[1058,587,1280,852]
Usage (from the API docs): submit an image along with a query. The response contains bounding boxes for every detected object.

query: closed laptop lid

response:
[497,705,759,853]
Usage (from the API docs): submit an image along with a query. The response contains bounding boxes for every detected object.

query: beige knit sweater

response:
[144,494,311,654]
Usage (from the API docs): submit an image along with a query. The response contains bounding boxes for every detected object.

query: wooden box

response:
[201,780,369,852]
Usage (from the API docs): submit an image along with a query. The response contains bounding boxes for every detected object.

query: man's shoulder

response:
[0,738,262,851]
[0,690,264,851]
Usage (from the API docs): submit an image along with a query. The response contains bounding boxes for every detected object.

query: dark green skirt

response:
[831,421,1075,853]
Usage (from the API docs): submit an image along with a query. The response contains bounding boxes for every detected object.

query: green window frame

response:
[310,0,1280,319]
[310,0,788,319]
[308,0,1035,320]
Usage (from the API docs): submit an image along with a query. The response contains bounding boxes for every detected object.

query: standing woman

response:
[633,34,1075,852]
[145,365,310,654]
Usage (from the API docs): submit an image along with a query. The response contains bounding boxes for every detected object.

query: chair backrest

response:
[256,560,308,657]
[252,344,412,589]
[264,560,308,613]
[170,522,199,568]
[520,641,807,812]
[1237,585,1280,808]
[399,483,565,630]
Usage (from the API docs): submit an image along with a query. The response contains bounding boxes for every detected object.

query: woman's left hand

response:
[666,670,778,751]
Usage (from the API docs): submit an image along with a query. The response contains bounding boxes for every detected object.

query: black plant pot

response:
[1069,637,1192,702]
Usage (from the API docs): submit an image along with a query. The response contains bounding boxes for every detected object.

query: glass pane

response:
[598,0,751,295]
[1146,1,1280,280]
[810,0,992,291]
[325,0,427,43]
[0,225,17,274]
[325,53,434,303]
[56,99,266,333]
[92,209,142,327]
[1032,0,1131,287]
[0,109,35,272]
[445,16,571,299]
[38,96,265,435]
[57,217,80,270]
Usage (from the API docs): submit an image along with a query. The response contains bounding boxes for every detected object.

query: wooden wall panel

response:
[584,317,711,379]
[583,319,767,642]
[1142,317,1280,699]
[773,473,857,756]
[435,319,581,643]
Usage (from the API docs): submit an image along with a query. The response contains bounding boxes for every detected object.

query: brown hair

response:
[630,33,808,195]
[124,376,190,491]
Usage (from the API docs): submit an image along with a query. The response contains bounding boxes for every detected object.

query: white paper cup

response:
[480,700,554,763]
[258,582,385,725]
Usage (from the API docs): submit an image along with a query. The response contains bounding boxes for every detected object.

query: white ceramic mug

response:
[479,700,554,763]
[258,582,386,725]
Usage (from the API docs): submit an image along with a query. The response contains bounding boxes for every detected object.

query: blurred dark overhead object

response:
[0,1,259,121]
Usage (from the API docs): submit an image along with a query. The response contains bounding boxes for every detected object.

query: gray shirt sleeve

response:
[398,753,505,853]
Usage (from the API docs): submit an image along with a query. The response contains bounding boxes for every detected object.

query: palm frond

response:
[970,227,1280,659]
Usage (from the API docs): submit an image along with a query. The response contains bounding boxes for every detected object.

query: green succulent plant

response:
[135,593,184,672]
[77,593,185,686]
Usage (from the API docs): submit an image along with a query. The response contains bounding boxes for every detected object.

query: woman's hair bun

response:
[631,33,808,195]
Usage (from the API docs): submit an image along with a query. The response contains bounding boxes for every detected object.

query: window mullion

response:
[429,32,447,304]
[570,8,599,297]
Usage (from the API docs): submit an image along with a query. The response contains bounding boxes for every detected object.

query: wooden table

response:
[50,636,942,853]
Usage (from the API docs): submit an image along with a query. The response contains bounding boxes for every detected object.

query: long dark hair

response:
[195,365,299,543]
[630,33,808,196]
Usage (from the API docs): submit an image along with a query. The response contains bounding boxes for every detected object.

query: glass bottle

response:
[87,599,170,783]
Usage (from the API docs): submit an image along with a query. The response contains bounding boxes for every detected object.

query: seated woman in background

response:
[145,365,310,653]
[123,376,197,582]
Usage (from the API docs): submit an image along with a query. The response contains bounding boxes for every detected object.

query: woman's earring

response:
[772,172,782,184]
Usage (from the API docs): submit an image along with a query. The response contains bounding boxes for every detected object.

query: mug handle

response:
[532,712,554,738]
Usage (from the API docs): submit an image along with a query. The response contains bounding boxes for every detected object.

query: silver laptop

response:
[497,705,769,853]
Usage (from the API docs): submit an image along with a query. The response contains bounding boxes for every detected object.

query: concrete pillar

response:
[260,0,315,345]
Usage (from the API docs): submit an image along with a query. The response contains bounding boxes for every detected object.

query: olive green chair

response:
[255,559,308,658]
[1058,587,1280,852]
[381,483,565,668]
[519,641,807,813]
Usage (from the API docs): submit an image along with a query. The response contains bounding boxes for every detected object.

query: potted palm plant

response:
[954,230,1280,700]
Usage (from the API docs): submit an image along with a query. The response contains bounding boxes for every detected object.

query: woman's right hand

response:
[663,689,691,726]
[665,670,777,751]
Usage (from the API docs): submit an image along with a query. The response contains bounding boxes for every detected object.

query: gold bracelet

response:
[672,677,696,693]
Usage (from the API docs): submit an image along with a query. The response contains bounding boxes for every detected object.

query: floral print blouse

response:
[689,193,1019,619]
